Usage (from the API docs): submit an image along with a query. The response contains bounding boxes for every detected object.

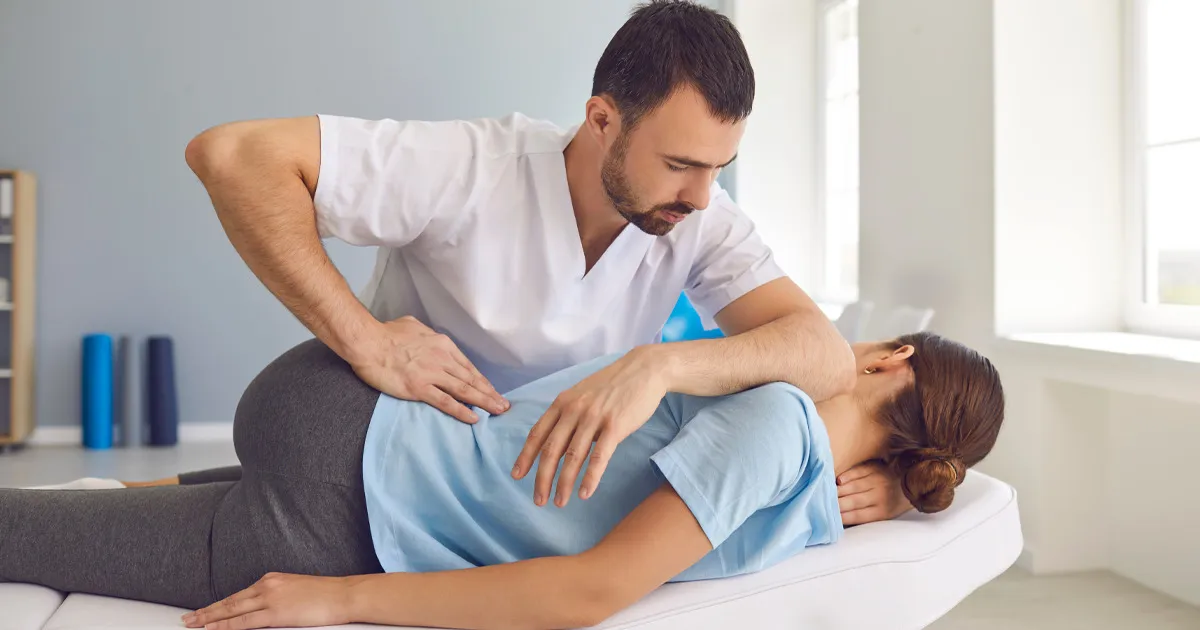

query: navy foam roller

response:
[146,336,178,447]
[82,334,114,449]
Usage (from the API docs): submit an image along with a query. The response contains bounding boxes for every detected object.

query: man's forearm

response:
[652,310,855,401]
[346,555,609,630]
[187,123,379,363]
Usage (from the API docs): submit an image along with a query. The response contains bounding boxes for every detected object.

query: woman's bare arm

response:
[346,483,711,630]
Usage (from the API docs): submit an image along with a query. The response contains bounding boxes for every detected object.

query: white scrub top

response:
[313,112,785,394]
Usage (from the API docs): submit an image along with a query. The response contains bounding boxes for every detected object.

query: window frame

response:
[1123,0,1200,339]
[813,0,860,306]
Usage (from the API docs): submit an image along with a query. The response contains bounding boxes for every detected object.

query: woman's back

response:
[361,352,844,581]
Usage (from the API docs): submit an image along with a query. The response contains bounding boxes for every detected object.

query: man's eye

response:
[667,163,688,172]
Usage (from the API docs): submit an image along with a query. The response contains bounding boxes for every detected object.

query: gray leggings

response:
[0,339,385,610]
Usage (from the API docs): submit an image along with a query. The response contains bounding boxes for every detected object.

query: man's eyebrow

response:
[661,153,739,169]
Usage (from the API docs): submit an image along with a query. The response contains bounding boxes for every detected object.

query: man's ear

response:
[583,95,621,148]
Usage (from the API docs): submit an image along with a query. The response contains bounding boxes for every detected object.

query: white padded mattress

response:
[1,470,1020,630]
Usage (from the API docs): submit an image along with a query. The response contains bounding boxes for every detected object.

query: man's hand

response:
[350,315,509,424]
[182,572,356,630]
[512,347,668,508]
[837,461,913,526]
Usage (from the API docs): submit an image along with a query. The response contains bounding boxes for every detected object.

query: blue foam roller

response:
[146,336,178,447]
[82,334,114,449]
[661,293,725,342]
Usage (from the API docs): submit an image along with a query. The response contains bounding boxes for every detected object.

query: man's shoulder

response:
[439,112,572,159]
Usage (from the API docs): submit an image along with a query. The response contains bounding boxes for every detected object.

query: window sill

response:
[995,332,1200,405]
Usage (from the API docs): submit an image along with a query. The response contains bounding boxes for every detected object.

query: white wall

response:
[733,0,820,289]
[858,0,996,347]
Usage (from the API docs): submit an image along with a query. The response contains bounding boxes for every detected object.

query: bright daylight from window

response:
[821,0,859,303]
[1143,0,1200,306]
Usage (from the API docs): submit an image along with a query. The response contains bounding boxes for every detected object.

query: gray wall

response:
[0,0,724,428]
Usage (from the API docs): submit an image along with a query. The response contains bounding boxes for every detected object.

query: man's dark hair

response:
[591,0,754,131]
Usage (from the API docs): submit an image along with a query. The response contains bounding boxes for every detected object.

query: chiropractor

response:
[185,1,908,526]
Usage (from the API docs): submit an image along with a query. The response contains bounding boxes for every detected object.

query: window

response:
[816,0,860,304]
[1126,0,1200,338]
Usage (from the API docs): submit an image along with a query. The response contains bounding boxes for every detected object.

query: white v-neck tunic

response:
[313,113,785,393]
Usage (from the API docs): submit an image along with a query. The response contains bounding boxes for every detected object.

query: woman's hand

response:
[182,572,356,630]
[512,346,669,508]
[837,461,913,526]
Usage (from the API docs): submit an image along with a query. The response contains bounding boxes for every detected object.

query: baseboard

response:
[26,423,233,446]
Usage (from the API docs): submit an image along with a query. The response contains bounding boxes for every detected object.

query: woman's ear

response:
[864,344,915,374]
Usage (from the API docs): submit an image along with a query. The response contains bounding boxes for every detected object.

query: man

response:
[185,0,909,525]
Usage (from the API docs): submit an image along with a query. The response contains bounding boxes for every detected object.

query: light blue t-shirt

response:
[360,352,843,581]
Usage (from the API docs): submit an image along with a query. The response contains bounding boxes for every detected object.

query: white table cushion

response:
[15,470,1019,630]
[0,583,65,630]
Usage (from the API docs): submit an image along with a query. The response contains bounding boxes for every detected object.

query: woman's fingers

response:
[184,590,263,628]
[838,490,876,514]
[841,506,888,527]
[533,412,579,506]
[208,609,274,630]
[553,420,600,508]
[836,475,878,498]
[836,461,881,486]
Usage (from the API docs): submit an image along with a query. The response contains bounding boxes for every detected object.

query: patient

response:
[0,331,1003,630]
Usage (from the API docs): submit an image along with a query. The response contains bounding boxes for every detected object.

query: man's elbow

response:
[185,126,241,180]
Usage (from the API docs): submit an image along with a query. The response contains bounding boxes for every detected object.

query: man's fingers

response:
[553,420,599,508]
[422,385,478,424]
[836,476,878,498]
[836,463,880,486]
[533,414,578,507]
[513,406,559,480]
[431,367,503,416]
[838,491,876,514]
[443,341,508,408]
[841,506,884,527]
[578,432,618,501]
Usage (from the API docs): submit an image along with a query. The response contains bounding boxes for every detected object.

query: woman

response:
[1,331,1003,630]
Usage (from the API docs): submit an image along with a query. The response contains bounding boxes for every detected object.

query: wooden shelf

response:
[0,170,36,447]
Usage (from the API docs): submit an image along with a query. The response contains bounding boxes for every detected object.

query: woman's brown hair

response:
[875,331,1005,514]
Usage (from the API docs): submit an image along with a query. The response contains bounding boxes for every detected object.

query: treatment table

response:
[1,470,1020,630]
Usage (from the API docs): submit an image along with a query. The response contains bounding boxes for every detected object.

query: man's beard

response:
[600,134,694,236]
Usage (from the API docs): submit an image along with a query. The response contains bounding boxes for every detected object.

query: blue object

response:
[361,351,841,582]
[146,336,178,447]
[81,334,114,449]
[661,293,725,342]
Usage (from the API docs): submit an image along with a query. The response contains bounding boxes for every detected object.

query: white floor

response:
[3,441,1200,629]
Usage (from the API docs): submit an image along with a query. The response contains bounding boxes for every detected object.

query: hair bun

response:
[898,448,964,514]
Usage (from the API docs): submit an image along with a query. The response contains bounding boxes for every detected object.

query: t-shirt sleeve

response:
[312,114,479,247]
[650,383,813,549]
[684,188,787,330]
